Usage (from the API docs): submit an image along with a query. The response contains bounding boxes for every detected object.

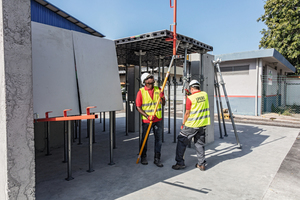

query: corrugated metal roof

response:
[31,0,105,37]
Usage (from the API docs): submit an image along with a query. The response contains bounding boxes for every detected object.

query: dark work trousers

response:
[141,121,163,159]
[175,126,206,166]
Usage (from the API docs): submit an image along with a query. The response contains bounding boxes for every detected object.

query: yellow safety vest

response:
[185,91,210,128]
[140,86,162,120]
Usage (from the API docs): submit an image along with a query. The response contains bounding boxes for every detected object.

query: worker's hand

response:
[185,89,191,95]
[181,124,184,129]
[159,92,164,98]
[148,115,156,121]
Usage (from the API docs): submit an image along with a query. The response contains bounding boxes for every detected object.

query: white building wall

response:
[219,59,257,96]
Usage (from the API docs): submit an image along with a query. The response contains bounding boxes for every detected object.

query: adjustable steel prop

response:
[136,0,178,164]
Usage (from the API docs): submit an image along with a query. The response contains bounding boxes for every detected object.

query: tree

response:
[258,0,300,74]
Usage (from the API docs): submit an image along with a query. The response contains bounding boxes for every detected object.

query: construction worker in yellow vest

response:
[135,73,165,167]
[172,80,210,171]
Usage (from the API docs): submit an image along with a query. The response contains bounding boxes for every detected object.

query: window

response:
[220,65,249,75]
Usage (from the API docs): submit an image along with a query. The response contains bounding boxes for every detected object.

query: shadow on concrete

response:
[35,117,285,200]
[204,123,286,170]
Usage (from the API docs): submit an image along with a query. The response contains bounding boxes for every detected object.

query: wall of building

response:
[0,0,35,199]
[31,0,91,35]
[218,59,260,115]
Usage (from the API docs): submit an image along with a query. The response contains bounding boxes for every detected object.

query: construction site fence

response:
[262,75,300,115]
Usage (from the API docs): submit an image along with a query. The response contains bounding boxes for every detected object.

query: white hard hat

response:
[141,73,153,85]
[189,80,200,87]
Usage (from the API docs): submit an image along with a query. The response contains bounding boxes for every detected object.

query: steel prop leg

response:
[74,120,78,139]
[66,120,74,181]
[45,121,51,156]
[63,121,68,163]
[215,70,228,137]
[93,117,96,143]
[113,111,116,149]
[72,121,76,142]
[108,111,115,165]
[78,120,82,145]
[103,112,105,132]
[86,119,89,138]
[87,119,94,172]
[214,78,223,139]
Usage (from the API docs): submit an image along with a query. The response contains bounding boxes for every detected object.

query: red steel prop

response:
[35,106,98,122]
[136,0,178,164]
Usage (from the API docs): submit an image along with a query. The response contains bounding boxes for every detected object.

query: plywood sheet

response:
[32,22,80,118]
[72,31,123,113]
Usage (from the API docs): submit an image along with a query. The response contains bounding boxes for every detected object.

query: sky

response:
[47,0,267,56]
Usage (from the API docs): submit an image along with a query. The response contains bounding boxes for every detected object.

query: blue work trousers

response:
[140,121,163,158]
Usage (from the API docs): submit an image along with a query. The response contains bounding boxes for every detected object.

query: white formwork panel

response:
[32,22,80,118]
[72,31,123,113]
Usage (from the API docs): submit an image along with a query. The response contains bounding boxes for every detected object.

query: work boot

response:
[195,163,205,171]
[141,157,148,165]
[154,153,163,167]
[154,158,163,167]
[172,164,186,170]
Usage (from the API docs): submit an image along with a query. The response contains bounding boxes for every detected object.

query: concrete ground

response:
[35,113,300,200]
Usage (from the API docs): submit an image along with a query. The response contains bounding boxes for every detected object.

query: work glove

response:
[181,124,184,129]
[159,92,164,98]
[185,89,191,96]
[147,115,156,121]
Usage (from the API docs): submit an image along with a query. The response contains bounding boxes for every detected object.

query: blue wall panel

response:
[31,0,90,35]
[214,97,261,116]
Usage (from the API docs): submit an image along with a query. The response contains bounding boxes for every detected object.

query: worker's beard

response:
[146,80,155,88]
[148,79,155,85]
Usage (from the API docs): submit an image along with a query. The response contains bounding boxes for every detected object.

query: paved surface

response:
[263,132,300,200]
[230,113,300,128]
[35,112,300,200]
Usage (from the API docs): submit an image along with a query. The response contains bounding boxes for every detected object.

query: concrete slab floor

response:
[262,132,300,200]
[35,113,299,200]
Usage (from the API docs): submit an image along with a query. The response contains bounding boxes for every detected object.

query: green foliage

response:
[282,109,292,116]
[258,0,300,74]
[271,103,276,112]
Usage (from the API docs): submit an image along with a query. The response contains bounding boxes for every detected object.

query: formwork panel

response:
[72,31,123,113]
[32,22,80,117]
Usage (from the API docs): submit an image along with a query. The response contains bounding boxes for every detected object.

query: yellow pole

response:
[136,56,175,164]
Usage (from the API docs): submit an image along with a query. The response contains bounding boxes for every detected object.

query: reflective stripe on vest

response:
[140,86,162,120]
[185,91,210,128]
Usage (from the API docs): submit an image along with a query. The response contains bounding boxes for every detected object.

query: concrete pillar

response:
[189,53,215,144]
[0,0,34,199]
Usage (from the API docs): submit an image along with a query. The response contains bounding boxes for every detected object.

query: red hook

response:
[86,106,97,115]
[63,109,72,117]
[170,0,174,8]
[45,111,52,118]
